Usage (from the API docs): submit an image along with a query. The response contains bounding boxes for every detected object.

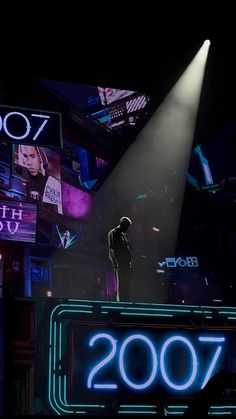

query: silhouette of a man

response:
[108,217,134,301]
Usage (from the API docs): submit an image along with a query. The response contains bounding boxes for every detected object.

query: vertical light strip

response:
[59,322,62,361]
[53,321,57,371]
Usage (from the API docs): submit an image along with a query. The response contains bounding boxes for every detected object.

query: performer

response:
[108,216,134,301]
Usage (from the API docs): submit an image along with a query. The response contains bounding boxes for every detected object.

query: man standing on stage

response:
[108,216,134,301]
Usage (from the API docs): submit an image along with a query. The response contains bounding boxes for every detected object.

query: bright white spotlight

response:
[204,39,211,47]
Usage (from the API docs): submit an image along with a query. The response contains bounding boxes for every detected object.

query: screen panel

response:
[12,144,62,213]
[0,200,37,243]
[0,105,62,148]
[50,224,80,252]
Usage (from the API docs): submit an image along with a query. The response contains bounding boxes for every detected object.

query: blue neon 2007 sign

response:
[48,303,232,415]
[87,333,225,391]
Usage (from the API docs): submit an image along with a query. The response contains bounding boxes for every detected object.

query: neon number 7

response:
[31,113,50,141]
[198,336,225,389]
[87,333,117,389]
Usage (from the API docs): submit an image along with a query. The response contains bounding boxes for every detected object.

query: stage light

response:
[204,39,211,47]
[93,40,210,302]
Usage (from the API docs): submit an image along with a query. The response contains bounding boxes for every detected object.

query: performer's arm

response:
[108,231,118,269]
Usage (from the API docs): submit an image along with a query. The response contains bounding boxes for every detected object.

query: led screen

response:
[0,105,62,148]
[50,224,80,252]
[60,140,109,192]
[37,79,150,131]
[0,200,37,242]
[12,144,62,213]
[61,181,92,219]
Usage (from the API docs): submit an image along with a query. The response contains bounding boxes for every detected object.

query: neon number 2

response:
[87,333,117,389]
[198,336,225,388]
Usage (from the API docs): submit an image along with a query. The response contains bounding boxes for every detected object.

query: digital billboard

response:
[0,200,37,243]
[61,181,92,220]
[0,105,62,148]
[12,144,62,213]
[50,224,80,252]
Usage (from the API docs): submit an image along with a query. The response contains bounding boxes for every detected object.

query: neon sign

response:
[85,333,224,392]
[0,200,37,242]
[46,302,235,415]
[0,105,62,148]
[158,256,199,268]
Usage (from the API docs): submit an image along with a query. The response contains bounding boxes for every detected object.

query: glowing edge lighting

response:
[48,304,105,414]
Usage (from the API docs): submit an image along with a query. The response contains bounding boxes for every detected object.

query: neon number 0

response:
[119,334,158,390]
[3,112,31,139]
[87,333,117,389]
[160,336,198,390]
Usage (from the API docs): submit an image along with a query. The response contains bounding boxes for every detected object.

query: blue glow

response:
[63,374,68,405]
[94,384,117,389]
[53,321,57,371]
[56,224,80,250]
[59,322,62,361]
[53,374,71,414]
[59,375,64,406]
[211,405,236,409]
[193,310,212,314]
[102,305,191,313]
[120,405,156,408]
[62,302,93,307]
[121,312,173,317]
[135,193,148,200]
[63,374,105,408]
[219,311,236,315]
[164,410,185,415]
[57,309,92,315]
[160,336,197,390]
[199,337,225,342]
[198,336,225,389]
[201,346,222,389]
[119,334,157,390]
[87,333,117,389]
[48,348,60,415]
[194,144,213,185]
